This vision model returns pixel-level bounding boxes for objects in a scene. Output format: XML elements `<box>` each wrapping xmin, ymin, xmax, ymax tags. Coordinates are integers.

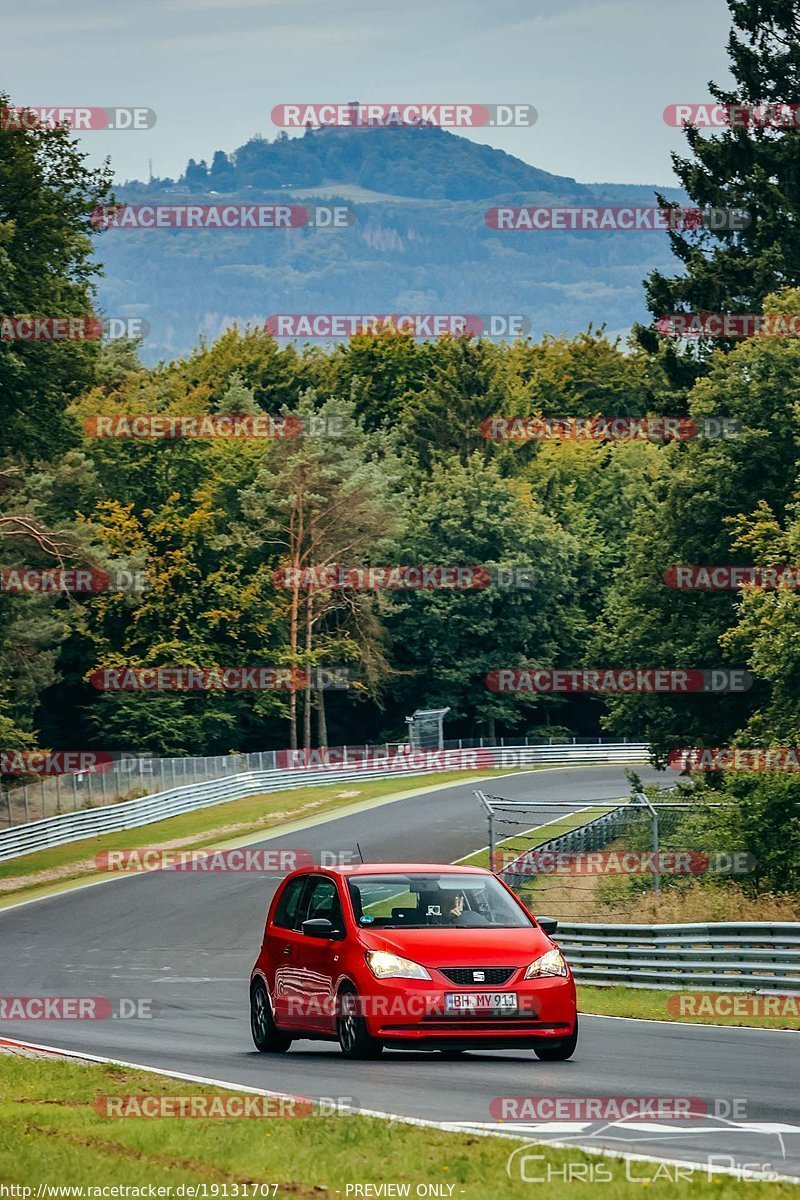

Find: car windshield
<box><xmin>346</xmin><ymin>872</ymin><xmax>532</xmax><ymax>929</ymax></box>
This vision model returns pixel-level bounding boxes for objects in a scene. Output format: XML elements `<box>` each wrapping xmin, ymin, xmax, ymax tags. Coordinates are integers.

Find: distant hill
<box><xmin>97</xmin><ymin>125</ymin><xmax>687</xmax><ymax>361</ymax></box>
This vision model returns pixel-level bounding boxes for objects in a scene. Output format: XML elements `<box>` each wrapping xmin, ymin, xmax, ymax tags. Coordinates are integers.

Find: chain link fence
<box><xmin>475</xmin><ymin>789</ymin><xmax>738</xmax><ymax>921</ymax></box>
<box><xmin>0</xmin><ymin>736</ymin><xmax>636</xmax><ymax>830</ymax></box>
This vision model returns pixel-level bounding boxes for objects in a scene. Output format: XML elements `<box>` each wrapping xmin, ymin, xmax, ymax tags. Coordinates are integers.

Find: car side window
<box><xmin>272</xmin><ymin>875</ymin><xmax>308</xmax><ymax>929</ymax></box>
<box><xmin>303</xmin><ymin>876</ymin><xmax>344</xmax><ymax>931</ymax></box>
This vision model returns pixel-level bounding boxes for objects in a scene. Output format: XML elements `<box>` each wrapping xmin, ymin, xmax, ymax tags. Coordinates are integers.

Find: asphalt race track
<box><xmin>1</xmin><ymin>764</ymin><xmax>798</xmax><ymax>1179</ymax></box>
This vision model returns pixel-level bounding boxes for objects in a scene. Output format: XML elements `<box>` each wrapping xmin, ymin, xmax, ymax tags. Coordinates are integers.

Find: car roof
<box><xmin>327</xmin><ymin>862</ymin><xmax>492</xmax><ymax>876</ymax></box>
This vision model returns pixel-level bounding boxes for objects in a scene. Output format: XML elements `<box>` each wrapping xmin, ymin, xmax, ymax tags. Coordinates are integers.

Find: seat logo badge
<box><xmin>473</xmin><ymin>970</ymin><xmax>485</xmax><ymax>982</ymax></box>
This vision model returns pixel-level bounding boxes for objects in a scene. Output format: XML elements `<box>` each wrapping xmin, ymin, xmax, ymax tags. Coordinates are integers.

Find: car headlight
<box><xmin>365</xmin><ymin>950</ymin><xmax>431</xmax><ymax>980</ymax></box>
<box><xmin>524</xmin><ymin>948</ymin><xmax>568</xmax><ymax>979</ymax></box>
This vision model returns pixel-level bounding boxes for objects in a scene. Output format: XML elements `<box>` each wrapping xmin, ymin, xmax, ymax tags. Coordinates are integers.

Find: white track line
<box><xmin>581</xmin><ymin>1011</ymin><xmax>800</xmax><ymax>1033</ymax></box>
<box><xmin>1</xmin><ymin>1034</ymin><xmax>797</xmax><ymax>1184</ymax></box>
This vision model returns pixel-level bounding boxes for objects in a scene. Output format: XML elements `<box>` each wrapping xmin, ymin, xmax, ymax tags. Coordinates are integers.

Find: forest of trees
<box><xmin>1</xmin><ymin>1</ymin><xmax>800</xmax><ymax>887</ymax></box>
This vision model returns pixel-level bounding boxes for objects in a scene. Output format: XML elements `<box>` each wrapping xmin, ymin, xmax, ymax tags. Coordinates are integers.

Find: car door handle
<box><xmin>282</xmin><ymin>947</ymin><xmax>291</xmax><ymax>956</ymax></box>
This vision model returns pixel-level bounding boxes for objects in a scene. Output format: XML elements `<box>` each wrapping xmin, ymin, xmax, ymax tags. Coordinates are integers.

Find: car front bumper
<box><xmin>357</xmin><ymin>973</ymin><xmax>577</xmax><ymax>1043</ymax></box>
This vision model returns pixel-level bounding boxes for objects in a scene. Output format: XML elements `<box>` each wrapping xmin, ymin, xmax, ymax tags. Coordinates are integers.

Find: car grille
<box><xmin>439</xmin><ymin>967</ymin><xmax>516</xmax><ymax>986</ymax></box>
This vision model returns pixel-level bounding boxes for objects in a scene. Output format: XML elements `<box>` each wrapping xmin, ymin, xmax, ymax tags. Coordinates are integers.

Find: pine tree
<box><xmin>209</xmin><ymin>149</ymin><xmax>235</xmax><ymax>186</ymax></box>
<box><xmin>185</xmin><ymin>158</ymin><xmax>209</xmax><ymax>191</ymax></box>
<box><xmin>638</xmin><ymin>0</ymin><xmax>800</xmax><ymax>376</ymax></box>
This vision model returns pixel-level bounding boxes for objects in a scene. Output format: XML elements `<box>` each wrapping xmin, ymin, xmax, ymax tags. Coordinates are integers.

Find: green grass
<box><xmin>0</xmin><ymin>1053</ymin><xmax>794</xmax><ymax>1194</ymax></box>
<box><xmin>579</xmin><ymin>984</ymin><xmax>800</xmax><ymax>1030</ymax></box>
<box><xmin>0</xmin><ymin>766</ymin><xmax>553</xmax><ymax>906</ymax></box>
<box><xmin>457</xmin><ymin>804</ymin><xmax>615</xmax><ymax>870</ymax></box>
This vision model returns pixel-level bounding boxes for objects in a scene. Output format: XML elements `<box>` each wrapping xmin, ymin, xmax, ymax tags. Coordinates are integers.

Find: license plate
<box><xmin>444</xmin><ymin>992</ymin><xmax>517</xmax><ymax>1012</ymax></box>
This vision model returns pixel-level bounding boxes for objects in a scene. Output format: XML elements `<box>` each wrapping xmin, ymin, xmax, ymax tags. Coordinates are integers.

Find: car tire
<box><xmin>250</xmin><ymin>980</ymin><xmax>292</xmax><ymax>1053</ymax></box>
<box><xmin>336</xmin><ymin>987</ymin><xmax>383</xmax><ymax>1060</ymax></box>
<box><xmin>534</xmin><ymin>1018</ymin><xmax>578</xmax><ymax>1061</ymax></box>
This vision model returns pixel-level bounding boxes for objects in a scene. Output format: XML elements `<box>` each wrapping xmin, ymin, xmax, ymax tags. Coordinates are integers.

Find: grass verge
<box><xmin>578</xmin><ymin>984</ymin><xmax>800</xmax><ymax>1030</ymax></box>
<box><xmin>0</xmin><ymin>1052</ymin><xmax>794</xmax><ymax>1194</ymax></box>
<box><xmin>457</xmin><ymin>804</ymin><xmax>615</xmax><ymax>870</ymax></box>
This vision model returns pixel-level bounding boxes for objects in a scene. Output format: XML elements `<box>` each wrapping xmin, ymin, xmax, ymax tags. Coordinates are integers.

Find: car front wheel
<box><xmin>250</xmin><ymin>980</ymin><xmax>292</xmax><ymax>1053</ymax></box>
<box><xmin>533</xmin><ymin>1018</ymin><xmax>578</xmax><ymax>1061</ymax></box>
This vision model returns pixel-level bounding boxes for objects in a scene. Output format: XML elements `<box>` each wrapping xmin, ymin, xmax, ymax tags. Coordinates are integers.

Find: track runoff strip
<box><xmin>2</xmin><ymin>1035</ymin><xmax>798</xmax><ymax>1185</ymax></box>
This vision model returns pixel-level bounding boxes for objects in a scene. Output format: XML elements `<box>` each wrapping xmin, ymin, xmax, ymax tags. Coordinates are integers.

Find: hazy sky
<box><xmin>3</xmin><ymin>0</ymin><xmax>733</xmax><ymax>187</ymax></box>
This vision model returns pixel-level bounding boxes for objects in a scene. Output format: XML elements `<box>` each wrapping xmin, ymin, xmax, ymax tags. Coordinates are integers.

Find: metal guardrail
<box><xmin>0</xmin><ymin>736</ymin><xmax>646</xmax><ymax>829</ymax></box>
<box><xmin>556</xmin><ymin>922</ymin><xmax>800</xmax><ymax>992</ymax></box>
<box><xmin>0</xmin><ymin>742</ymin><xmax>649</xmax><ymax>863</ymax></box>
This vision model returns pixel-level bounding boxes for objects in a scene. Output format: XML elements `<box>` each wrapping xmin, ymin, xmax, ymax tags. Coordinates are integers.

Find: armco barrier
<box><xmin>0</xmin><ymin>735</ymin><xmax>644</xmax><ymax>827</ymax></box>
<box><xmin>0</xmin><ymin>742</ymin><xmax>648</xmax><ymax>863</ymax></box>
<box><xmin>556</xmin><ymin>921</ymin><xmax>800</xmax><ymax>992</ymax></box>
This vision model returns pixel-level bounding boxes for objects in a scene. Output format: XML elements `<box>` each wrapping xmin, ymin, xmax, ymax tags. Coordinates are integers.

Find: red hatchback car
<box><xmin>249</xmin><ymin>863</ymin><xmax>578</xmax><ymax>1059</ymax></box>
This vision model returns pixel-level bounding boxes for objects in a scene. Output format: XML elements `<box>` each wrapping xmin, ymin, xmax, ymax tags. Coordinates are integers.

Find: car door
<box><xmin>266</xmin><ymin>873</ymin><xmax>312</xmax><ymax>1029</ymax></box>
<box><xmin>294</xmin><ymin>874</ymin><xmax>346</xmax><ymax>1033</ymax></box>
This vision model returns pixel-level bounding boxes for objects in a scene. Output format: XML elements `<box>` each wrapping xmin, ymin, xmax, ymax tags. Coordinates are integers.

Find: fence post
<box><xmin>474</xmin><ymin>791</ymin><xmax>494</xmax><ymax>870</ymax></box>
<box><xmin>5</xmin><ymin>789</ymin><xmax>11</xmax><ymax>826</ymax></box>
<box><xmin>72</xmin><ymin>773</ymin><xmax>79</xmax><ymax>810</ymax></box>
<box><xmin>652</xmin><ymin>807</ymin><xmax>660</xmax><ymax>896</ymax></box>
<box><xmin>55</xmin><ymin>772</ymin><xmax>61</xmax><ymax>814</ymax></box>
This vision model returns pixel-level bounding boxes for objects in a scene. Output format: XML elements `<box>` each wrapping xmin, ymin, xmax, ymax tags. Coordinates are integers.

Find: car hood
<box><xmin>358</xmin><ymin>925</ymin><xmax>554</xmax><ymax>967</ymax></box>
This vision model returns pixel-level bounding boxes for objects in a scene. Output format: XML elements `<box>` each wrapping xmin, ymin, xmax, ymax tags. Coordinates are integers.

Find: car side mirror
<box><xmin>537</xmin><ymin>916</ymin><xmax>558</xmax><ymax>936</ymax></box>
<box><xmin>302</xmin><ymin>917</ymin><xmax>343</xmax><ymax>939</ymax></box>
